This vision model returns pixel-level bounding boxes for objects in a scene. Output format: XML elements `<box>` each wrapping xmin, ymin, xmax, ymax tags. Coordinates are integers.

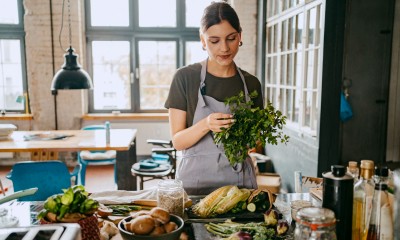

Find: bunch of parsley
<box><xmin>214</xmin><ymin>91</ymin><xmax>289</xmax><ymax>166</ymax></box>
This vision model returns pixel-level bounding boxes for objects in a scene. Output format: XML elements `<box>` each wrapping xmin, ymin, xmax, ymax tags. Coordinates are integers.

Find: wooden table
<box><xmin>0</xmin><ymin>129</ymin><xmax>138</xmax><ymax>191</ymax></box>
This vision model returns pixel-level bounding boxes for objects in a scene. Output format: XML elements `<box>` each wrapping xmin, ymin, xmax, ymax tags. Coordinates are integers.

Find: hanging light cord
<box><xmin>58</xmin><ymin>0</ymin><xmax>72</xmax><ymax>51</ymax></box>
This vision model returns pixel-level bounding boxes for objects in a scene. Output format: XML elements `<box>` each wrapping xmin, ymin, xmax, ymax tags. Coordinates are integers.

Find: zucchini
<box><xmin>247</xmin><ymin>203</ymin><xmax>256</xmax><ymax>212</ymax></box>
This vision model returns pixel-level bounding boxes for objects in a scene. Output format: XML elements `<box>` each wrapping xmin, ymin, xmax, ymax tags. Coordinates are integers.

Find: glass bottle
<box><xmin>366</xmin><ymin>182</ymin><xmax>389</xmax><ymax>240</ymax></box>
<box><xmin>105</xmin><ymin>121</ymin><xmax>110</xmax><ymax>144</ymax></box>
<box><xmin>294</xmin><ymin>207</ymin><xmax>337</xmax><ymax>240</ymax></box>
<box><xmin>348</xmin><ymin>161</ymin><xmax>360</xmax><ymax>183</ymax></box>
<box><xmin>393</xmin><ymin>170</ymin><xmax>400</xmax><ymax>240</ymax></box>
<box><xmin>352</xmin><ymin>160</ymin><xmax>375</xmax><ymax>240</ymax></box>
<box><xmin>157</xmin><ymin>179</ymin><xmax>184</xmax><ymax>218</ymax></box>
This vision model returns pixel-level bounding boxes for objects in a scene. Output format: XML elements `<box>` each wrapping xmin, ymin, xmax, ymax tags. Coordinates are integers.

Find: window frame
<box><xmin>0</xmin><ymin>0</ymin><xmax>28</xmax><ymax>113</ymax></box>
<box><xmin>85</xmin><ymin>0</ymin><xmax>205</xmax><ymax>113</ymax></box>
<box><xmin>264</xmin><ymin>0</ymin><xmax>325</xmax><ymax>138</ymax></box>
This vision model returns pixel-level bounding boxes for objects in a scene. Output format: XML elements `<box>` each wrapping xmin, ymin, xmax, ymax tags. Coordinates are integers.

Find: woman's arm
<box><xmin>169</xmin><ymin>108</ymin><xmax>234</xmax><ymax>150</ymax></box>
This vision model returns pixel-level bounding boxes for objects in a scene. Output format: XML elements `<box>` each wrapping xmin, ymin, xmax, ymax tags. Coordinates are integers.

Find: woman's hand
<box><xmin>206</xmin><ymin>113</ymin><xmax>235</xmax><ymax>132</ymax></box>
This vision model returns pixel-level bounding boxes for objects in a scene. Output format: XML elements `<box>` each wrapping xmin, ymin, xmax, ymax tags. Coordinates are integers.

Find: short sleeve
<box><xmin>164</xmin><ymin>70</ymin><xmax>187</xmax><ymax>111</ymax></box>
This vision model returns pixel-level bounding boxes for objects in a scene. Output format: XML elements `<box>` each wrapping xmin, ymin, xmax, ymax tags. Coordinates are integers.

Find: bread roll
<box><xmin>130</xmin><ymin>215</ymin><xmax>155</xmax><ymax>235</ymax></box>
<box><xmin>149</xmin><ymin>207</ymin><xmax>170</xmax><ymax>224</ymax></box>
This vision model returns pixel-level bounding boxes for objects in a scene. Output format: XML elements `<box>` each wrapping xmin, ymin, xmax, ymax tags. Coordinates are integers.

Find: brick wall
<box><xmin>232</xmin><ymin>0</ymin><xmax>258</xmax><ymax>75</ymax></box>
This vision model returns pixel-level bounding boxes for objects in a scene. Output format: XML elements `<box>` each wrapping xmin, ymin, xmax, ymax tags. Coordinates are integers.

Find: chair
<box><xmin>131</xmin><ymin>139</ymin><xmax>176</xmax><ymax>190</ymax></box>
<box><xmin>6</xmin><ymin>161</ymin><xmax>81</xmax><ymax>201</ymax></box>
<box><xmin>78</xmin><ymin>124</ymin><xmax>117</xmax><ymax>185</ymax></box>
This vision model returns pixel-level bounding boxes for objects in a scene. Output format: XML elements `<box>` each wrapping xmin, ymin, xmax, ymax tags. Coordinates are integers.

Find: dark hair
<box><xmin>200</xmin><ymin>1</ymin><xmax>242</xmax><ymax>34</ymax></box>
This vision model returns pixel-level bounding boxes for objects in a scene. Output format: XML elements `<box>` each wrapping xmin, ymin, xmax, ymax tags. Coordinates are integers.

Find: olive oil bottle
<box><xmin>352</xmin><ymin>160</ymin><xmax>375</xmax><ymax>240</ymax></box>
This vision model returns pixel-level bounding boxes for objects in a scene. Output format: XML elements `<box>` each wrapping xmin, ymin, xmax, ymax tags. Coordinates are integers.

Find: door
<box><xmin>340</xmin><ymin>0</ymin><xmax>395</xmax><ymax>165</ymax></box>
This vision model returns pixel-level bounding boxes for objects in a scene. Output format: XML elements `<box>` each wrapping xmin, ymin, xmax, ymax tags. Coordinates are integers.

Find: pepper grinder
<box><xmin>322</xmin><ymin>165</ymin><xmax>354</xmax><ymax>240</ymax></box>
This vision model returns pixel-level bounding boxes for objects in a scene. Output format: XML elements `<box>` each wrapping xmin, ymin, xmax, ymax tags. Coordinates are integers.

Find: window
<box><xmin>86</xmin><ymin>0</ymin><xmax>210</xmax><ymax>113</ymax></box>
<box><xmin>264</xmin><ymin>0</ymin><xmax>325</xmax><ymax>136</ymax></box>
<box><xmin>0</xmin><ymin>0</ymin><xmax>27</xmax><ymax>114</ymax></box>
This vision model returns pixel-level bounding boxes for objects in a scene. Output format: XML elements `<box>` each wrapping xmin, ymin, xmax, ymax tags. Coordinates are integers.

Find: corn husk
<box><xmin>213</xmin><ymin>186</ymin><xmax>250</xmax><ymax>215</ymax></box>
<box><xmin>192</xmin><ymin>186</ymin><xmax>252</xmax><ymax>218</ymax></box>
<box><xmin>192</xmin><ymin>185</ymin><xmax>233</xmax><ymax>218</ymax></box>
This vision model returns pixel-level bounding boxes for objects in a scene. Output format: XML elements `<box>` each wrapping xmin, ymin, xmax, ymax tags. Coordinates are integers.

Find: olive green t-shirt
<box><xmin>164</xmin><ymin>62</ymin><xmax>264</xmax><ymax>127</ymax></box>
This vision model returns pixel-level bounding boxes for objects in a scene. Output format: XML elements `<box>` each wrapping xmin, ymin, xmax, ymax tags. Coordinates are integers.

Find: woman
<box><xmin>164</xmin><ymin>2</ymin><xmax>263</xmax><ymax>195</ymax></box>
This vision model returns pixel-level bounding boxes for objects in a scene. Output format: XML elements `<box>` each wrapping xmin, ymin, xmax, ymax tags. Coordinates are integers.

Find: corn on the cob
<box><xmin>213</xmin><ymin>186</ymin><xmax>251</xmax><ymax>215</ymax></box>
<box><xmin>192</xmin><ymin>185</ymin><xmax>233</xmax><ymax>218</ymax></box>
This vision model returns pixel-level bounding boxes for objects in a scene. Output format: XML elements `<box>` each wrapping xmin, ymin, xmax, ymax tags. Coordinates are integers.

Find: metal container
<box><xmin>322</xmin><ymin>165</ymin><xmax>353</xmax><ymax>240</ymax></box>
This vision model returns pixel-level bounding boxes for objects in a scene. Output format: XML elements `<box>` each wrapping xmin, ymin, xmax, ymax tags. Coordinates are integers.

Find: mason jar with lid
<box><xmin>294</xmin><ymin>207</ymin><xmax>337</xmax><ymax>240</ymax></box>
<box><xmin>157</xmin><ymin>179</ymin><xmax>184</xmax><ymax>218</ymax></box>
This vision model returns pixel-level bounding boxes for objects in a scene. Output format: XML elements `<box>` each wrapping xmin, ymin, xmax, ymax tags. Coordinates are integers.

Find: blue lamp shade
<box><xmin>51</xmin><ymin>47</ymin><xmax>93</xmax><ymax>90</ymax></box>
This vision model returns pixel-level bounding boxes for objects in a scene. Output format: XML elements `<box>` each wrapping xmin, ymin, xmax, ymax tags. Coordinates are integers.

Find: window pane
<box><xmin>0</xmin><ymin>40</ymin><xmax>24</xmax><ymax>110</ymax></box>
<box><xmin>287</xmin><ymin>53</ymin><xmax>294</xmax><ymax>85</ymax></box>
<box><xmin>267</xmin><ymin>0</ymin><xmax>273</xmax><ymax>18</ymax></box>
<box><xmin>282</xmin><ymin>20</ymin><xmax>287</xmax><ymax>52</ymax></box>
<box><xmin>139</xmin><ymin>0</ymin><xmax>176</xmax><ymax>27</ymax></box>
<box><xmin>295</xmin><ymin>52</ymin><xmax>302</xmax><ymax>87</ymax></box>
<box><xmin>306</xmin><ymin>50</ymin><xmax>314</xmax><ymax>89</ymax></box>
<box><xmin>317</xmin><ymin>5</ymin><xmax>322</xmax><ymax>46</ymax></box>
<box><xmin>90</xmin><ymin>0</ymin><xmax>129</xmax><ymax>27</ymax></box>
<box><xmin>186</xmin><ymin>0</ymin><xmax>213</xmax><ymax>27</ymax></box>
<box><xmin>272</xmin><ymin>56</ymin><xmax>277</xmax><ymax>84</ymax></box>
<box><xmin>280</xmin><ymin>54</ymin><xmax>286</xmax><ymax>85</ymax></box>
<box><xmin>296</xmin><ymin>13</ymin><xmax>304</xmax><ymax>49</ymax></box>
<box><xmin>185</xmin><ymin>41</ymin><xmax>208</xmax><ymax>65</ymax></box>
<box><xmin>273</xmin><ymin>24</ymin><xmax>278</xmax><ymax>53</ymax></box>
<box><xmin>293</xmin><ymin>89</ymin><xmax>299</xmax><ymax>122</ymax></box>
<box><xmin>305</xmin><ymin>91</ymin><xmax>311</xmax><ymax>127</ymax></box>
<box><xmin>312</xmin><ymin>91</ymin><xmax>318</xmax><ymax>130</ymax></box>
<box><xmin>308</xmin><ymin>7</ymin><xmax>317</xmax><ymax>47</ymax></box>
<box><xmin>267</xmin><ymin>26</ymin><xmax>273</xmax><ymax>54</ymax></box>
<box><xmin>0</xmin><ymin>1</ymin><xmax>19</xmax><ymax>24</ymax></box>
<box><xmin>92</xmin><ymin>41</ymin><xmax>131</xmax><ymax>110</ymax></box>
<box><xmin>138</xmin><ymin>41</ymin><xmax>176</xmax><ymax>110</ymax></box>
<box><xmin>286</xmin><ymin>89</ymin><xmax>293</xmax><ymax>121</ymax></box>
<box><xmin>266</xmin><ymin>57</ymin><xmax>272</xmax><ymax>84</ymax></box>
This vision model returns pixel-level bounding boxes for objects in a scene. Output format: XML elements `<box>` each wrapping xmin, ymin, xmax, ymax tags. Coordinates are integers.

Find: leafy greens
<box><xmin>214</xmin><ymin>91</ymin><xmax>289</xmax><ymax>166</ymax></box>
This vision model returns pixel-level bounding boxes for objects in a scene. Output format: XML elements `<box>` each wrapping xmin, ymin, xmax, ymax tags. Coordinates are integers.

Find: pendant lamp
<box><xmin>50</xmin><ymin>0</ymin><xmax>93</xmax><ymax>90</ymax></box>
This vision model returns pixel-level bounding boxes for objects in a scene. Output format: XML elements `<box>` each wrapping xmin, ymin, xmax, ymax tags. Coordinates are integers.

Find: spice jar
<box><xmin>157</xmin><ymin>179</ymin><xmax>184</xmax><ymax>218</ymax></box>
<box><xmin>294</xmin><ymin>207</ymin><xmax>337</xmax><ymax>240</ymax></box>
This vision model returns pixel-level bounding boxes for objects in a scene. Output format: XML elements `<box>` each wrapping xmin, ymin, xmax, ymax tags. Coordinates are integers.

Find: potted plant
<box><xmin>37</xmin><ymin>185</ymin><xmax>100</xmax><ymax>240</ymax></box>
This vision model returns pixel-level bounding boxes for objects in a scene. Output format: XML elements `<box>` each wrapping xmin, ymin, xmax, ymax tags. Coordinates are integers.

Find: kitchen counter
<box><xmin>2</xmin><ymin>192</ymin><xmax>321</xmax><ymax>239</ymax></box>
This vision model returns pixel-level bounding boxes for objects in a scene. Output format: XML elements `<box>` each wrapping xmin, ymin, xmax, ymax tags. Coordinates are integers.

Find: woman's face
<box><xmin>201</xmin><ymin>20</ymin><xmax>241</xmax><ymax>67</ymax></box>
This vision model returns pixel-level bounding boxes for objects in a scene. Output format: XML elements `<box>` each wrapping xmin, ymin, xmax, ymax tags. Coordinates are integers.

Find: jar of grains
<box><xmin>157</xmin><ymin>179</ymin><xmax>184</xmax><ymax>218</ymax></box>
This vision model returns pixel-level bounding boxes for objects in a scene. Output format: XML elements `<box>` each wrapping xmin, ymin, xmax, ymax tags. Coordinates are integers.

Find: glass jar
<box><xmin>157</xmin><ymin>179</ymin><xmax>184</xmax><ymax>218</ymax></box>
<box><xmin>294</xmin><ymin>207</ymin><xmax>337</xmax><ymax>240</ymax></box>
<box><xmin>291</xmin><ymin>200</ymin><xmax>312</xmax><ymax>221</ymax></box>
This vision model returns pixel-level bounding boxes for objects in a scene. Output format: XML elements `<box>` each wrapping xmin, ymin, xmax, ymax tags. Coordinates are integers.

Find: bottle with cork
<box><xmin>352</xmin><ymin>159</ymin><xmax>375</xmax><ymax>240</ymax></box>
<box><xmin>348</xmin><ymin>161</ymin><xmax>360</xmax><ymax>184</ymax></box>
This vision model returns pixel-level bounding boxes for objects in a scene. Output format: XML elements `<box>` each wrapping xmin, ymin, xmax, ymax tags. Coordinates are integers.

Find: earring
<box><xmin>202</xmin><ymin>46</ymin><xmax>206</xmax><ymax>51</ymax></box>
<box><xmin>239</xmin><ymin>41</ymin><xmax>243</xmax><ymax>47</ymax></box>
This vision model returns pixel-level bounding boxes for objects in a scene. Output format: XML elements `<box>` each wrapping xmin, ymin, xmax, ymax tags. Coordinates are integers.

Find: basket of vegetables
<box><xmin>37</xmin><ymin>185</ymin><xmax>100</xmax><ymax>240</ymax></box>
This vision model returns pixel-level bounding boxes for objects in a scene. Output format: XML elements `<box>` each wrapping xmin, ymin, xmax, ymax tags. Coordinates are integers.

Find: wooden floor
<box><xmin>0</xmin><ymin>164</ymin><xmax>159</xmax><ymax>194</ymax></box>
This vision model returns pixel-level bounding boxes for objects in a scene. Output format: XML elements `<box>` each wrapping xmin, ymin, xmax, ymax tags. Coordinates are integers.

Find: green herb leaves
<box><xmin>214</xmin><ymin>91</ymin><xmax>289</xmax><ymax>166</ymax></box>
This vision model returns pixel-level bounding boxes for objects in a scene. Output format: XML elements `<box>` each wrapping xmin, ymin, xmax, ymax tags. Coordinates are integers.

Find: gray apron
<box><xmin>176</xmin><ymin>60</ymin><xmax>258</xmax><ymax>195</ymax></box>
